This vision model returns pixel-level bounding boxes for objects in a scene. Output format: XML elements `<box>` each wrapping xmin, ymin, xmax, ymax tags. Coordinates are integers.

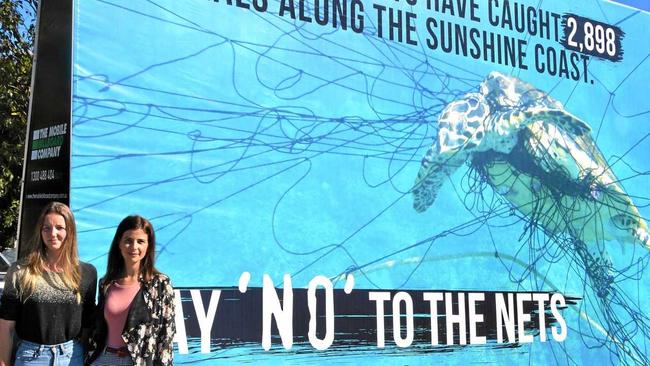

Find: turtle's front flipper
<box><xmin>413</xmin><ymin>141</ymin><xmax>467</xmax><ymax>212</ymax></box>
<box><xmin>494</xmin><ymin>106</ymin><xmax>591</xmax><ymax>139</ymax></box>
<box><xmin>413</xmin><ymin>94</ymin><xmax>487</xmax><ymax>212</ymax></box>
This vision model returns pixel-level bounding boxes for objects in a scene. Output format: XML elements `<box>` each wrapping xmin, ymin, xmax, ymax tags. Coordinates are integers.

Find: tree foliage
<box><xmin>0</xmin><ymin>0</ymin><xmax>37</xmax><ymax>250</ymax></box>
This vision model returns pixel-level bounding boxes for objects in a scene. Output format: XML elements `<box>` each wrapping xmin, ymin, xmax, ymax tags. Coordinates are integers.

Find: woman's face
<box><xmin>119</xmin><ymin>229</ymin><xmax>149</xmax><ymax>267</ymax></box>
<box><xmin>41</xmin><ymin>213</ymin><xmax>67</xmax><ymax>254</ymax></box>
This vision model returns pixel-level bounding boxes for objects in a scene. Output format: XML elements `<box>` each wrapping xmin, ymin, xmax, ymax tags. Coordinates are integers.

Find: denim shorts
<box><xmin>14</xmin><ymin>339</ymin><xmax>84</xmax><ymax>366</ymax></box>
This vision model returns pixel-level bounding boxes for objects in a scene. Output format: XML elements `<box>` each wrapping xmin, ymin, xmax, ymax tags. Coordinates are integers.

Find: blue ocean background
<box><xmin>70</xmin><ymin>0</ymin><xmax>649</xmax><ymax>364</ymax></box>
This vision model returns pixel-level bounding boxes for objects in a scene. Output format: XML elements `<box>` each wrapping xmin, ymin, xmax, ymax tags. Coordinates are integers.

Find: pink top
<box><xmin>104</xmin><ymin>282</ymin><xmax>141</xmax><ymax>348</ymax></box>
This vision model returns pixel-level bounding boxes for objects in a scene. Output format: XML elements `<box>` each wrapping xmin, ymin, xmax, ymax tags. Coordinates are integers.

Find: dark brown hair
<box><xmin>102</xmin><ymin>215</ymin><xmax>160</xmax><ymax>294</ymax></box>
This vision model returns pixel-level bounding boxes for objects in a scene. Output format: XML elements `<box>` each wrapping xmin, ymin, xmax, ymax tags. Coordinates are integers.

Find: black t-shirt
<box><xmin>0</xmin><ymin>261</ymin><xmax>97</xmax><ymax>345</ymax></box>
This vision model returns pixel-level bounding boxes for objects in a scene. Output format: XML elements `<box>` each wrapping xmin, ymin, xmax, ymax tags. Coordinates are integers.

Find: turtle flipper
<box><xmin>412</xmin><ymin>141</ymin><xmax>467</xmax><ymax>212</ymax></box>
<box><xmin>516</xmin><ymin>107</ymin><xmax>591</xmax><ymax>136</ymax></box>
<box><xmin>413</xmin><ymin>93</ymin><xmax>489</xmax><ymax>212</ymax></box>
<box><xmin>634</xmin><ymin>227</ymin><xmax>650</xmax><ymax>250</ymax></box>
<box><xmin>610</xmin><ymin>211</ymin><xmax>650</xmax><ymax>250</ymax></box>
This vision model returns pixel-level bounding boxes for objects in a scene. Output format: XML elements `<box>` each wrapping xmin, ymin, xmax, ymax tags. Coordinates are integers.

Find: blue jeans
<box><xmin>14</xmin><ymin>339</ymin><xmax>84</xmax><ymax>366</ymax></box>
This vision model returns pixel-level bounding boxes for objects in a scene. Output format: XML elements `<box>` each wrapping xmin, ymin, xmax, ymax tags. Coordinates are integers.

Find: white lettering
<box><xmin>445</xmin><ymin>292</ymin><xmax>466</xmax><ymax>345</ymax></box>
<box><xmin>262</xmin><ymin>274</ymin><xmax>293</xmax><ymax>350</ymax></box>
<box><xmin>517</xmin><ymin>293</ymin><xmax>534</xmax><ymax>343</ymax></box>
<box><xmin>496</xmin><ymin>293</ymin><xmax>516</xmax><ymax>343</ymax></box>
<box><xmin>392</xmin><ymin>292</ymin><xmax>414</xmax><ymax>347</ymax></box>
<box><xmin>191</xmin><ymin>289</ymin><xmax>221</xmax><ymax>353</ymax></box>
<box><xmin>368</xmin><ymin>291</ymin><xmax>391</xmax><ymax>348</ymax></box>
<box><xmin>307</xmin><ymin>276</ymin><xmax>334</xmax><ymax>350</ymax></box>
<box><xmin>550</xmin><ymin>293</ymin><xmax>567</xmax><ymax>342</ymax></box>
<box><xmin>532</xmin><ymin>293</ymin><xmax>550</xmax><ymax>342</ymax></box>
<box><xmin>172</xmin><ymin>290</ymin><xmax>189</xmax><ymax>354</ymax></box>
<box><xmin>423</xmin><ymin>292</ymin><xmax>443</xmax><ymax>345</ymax></box>
<box><xmin>468</xmin><ymin>292</ymin><xmax>486</xmax><ymax>344</ymax></box>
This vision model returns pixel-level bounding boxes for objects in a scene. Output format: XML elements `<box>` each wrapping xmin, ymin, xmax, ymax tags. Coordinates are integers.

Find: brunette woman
<box><xmin>87</xmin><ymin>215</ymin><xmax>175</xmax><ymax>366</ymax></box>
<box><xmin>0</xmin><ymin>202</ymin><xmax>97</xmax><ymax>366</ymax></box>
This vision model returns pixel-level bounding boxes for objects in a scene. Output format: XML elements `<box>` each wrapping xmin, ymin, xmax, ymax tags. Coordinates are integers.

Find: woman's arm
<box><xmin>155</xmin><ymin>278</ymin><xmax>176</xmax><ymax>366</ymax></box>
<box><xmin>0</xmin><ymin>265</ymin><xmax>20</xmax><ymax>365</ymax></box>
<box><xmin>0</xmin><ymin>319</ymin><xmax>16</xmax><ymax>366</ymax></box>
<box><xmin>81</xmin><ymin>264</ymin><xmax>98</xmax><ymax>348</ymax></box>
<box><xmin>85</xmin><ymin>277</ymin><xmax>106</xmax><ymax>365</ymax></box>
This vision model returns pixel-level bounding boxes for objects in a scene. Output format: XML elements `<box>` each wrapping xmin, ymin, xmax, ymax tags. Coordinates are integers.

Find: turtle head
<box><xmin>609</xmin><ymin>213</ymin><xmax>650</xmax><ymax>250</ymax></box>
<box><xmin>480</xmin><ymin>71</ymin><xmax>563</xmax><ymax>110</ymax></box>
<box><xmin>480</xmin><ymin>72</ymin><xmax>518</xmax><ymax>108</ymax></box>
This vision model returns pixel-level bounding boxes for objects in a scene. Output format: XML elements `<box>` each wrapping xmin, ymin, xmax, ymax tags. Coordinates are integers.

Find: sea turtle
<box><xmin>413</xmin><ymin>71</ymin><xmax>650</xmax><ymax>249</ymax></box>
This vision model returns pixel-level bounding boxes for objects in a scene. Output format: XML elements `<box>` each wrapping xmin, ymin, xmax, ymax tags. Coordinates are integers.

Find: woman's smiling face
<box><xmin>119</xmin><ymin>228</ymin><xmax>149</xmax><ymax>266</ymax></box>
<box><xmin>41</xmin><ymin>213</ymin><xmax>67</xmax><ymax>254</ymax></box>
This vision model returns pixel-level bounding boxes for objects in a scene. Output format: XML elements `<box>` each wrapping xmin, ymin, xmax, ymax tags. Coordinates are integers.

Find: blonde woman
<box><xmin>0</xmin><ymin>202</ymin><xmax>97</xmax><ymax>366</ymax></box>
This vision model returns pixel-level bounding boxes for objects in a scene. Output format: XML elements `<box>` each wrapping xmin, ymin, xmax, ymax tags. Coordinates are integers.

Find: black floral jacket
<box><xmin>86</xmin><ymin>274</ymin><xmax>176</xmax><ymax>366</ymax></box>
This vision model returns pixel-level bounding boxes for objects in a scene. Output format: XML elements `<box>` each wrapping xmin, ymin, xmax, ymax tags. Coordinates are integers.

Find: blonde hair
<box><xmin>15</xmin><ymin>202</ymin><xmax>82</xmax><ymax>303</ymax></box>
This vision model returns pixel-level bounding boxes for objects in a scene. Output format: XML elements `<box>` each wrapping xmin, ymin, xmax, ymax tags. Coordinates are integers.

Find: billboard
<box><xmin>21</xmin><ymin>0</ymin><xmax>650</xmax><ymax>364</ymax></box>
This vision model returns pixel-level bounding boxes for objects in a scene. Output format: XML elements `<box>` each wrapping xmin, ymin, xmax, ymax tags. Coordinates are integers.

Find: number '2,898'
<box><xmin>562</xmin><ymin>15</ymin><xmax>623</xmax><ymax>62</ymax></box>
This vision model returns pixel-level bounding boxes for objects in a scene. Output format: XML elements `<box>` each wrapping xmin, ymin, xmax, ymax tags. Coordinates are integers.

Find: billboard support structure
<box><xmin>16</xmin><ymin>0</ymin><xmax>74</xmax><ymax>258</ymax></box>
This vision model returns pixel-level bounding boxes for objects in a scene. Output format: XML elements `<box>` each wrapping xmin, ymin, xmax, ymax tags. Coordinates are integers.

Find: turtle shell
<box><xmin>474</xmin><ymin>120</ymin><xmax>646</xmax><ymax>245</ymax></box>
